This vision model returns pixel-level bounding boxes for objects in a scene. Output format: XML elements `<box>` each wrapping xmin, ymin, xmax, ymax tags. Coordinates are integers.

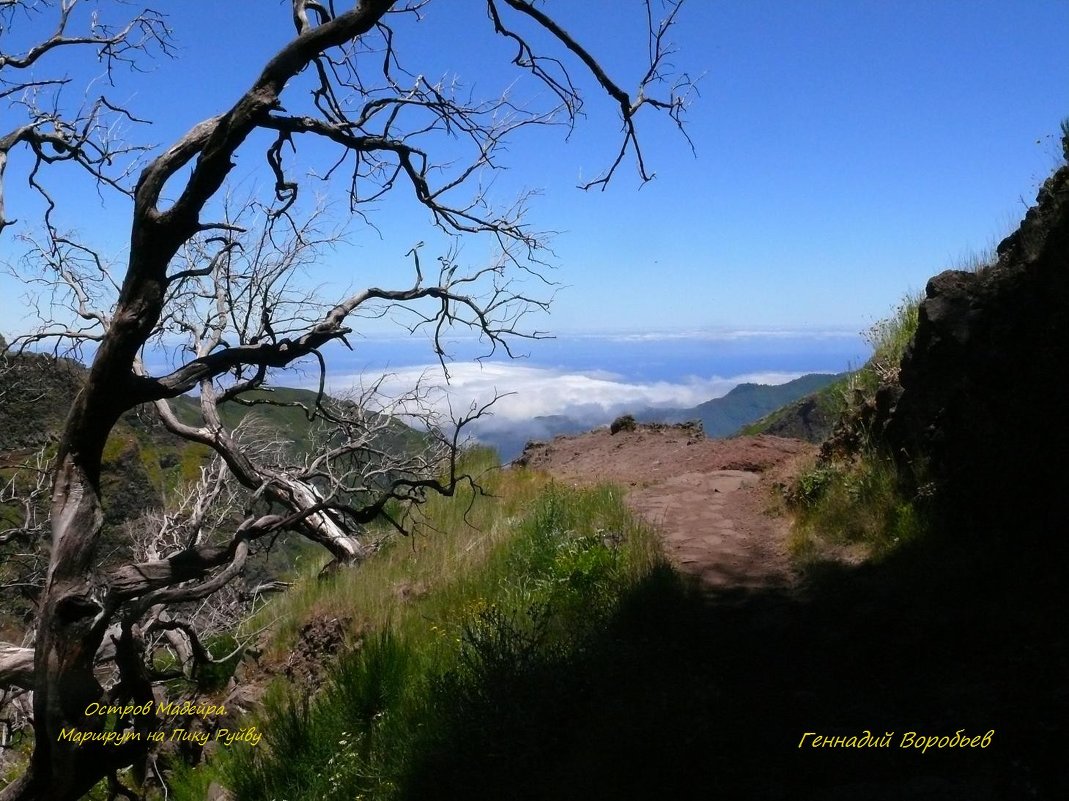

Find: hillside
<box><xmin>5</xmin><ymin>148</ymin><xmax>1068</xmax><ymax>801</ymax></box>
<box><xmin>515</xmin><ymin>419</ymin><xmax>1066</xmax><ymax>799</ymax></box>
<box><xmin>0</xmin><ymin>349</ymin><xmax>86</xmax><ymax>453</ymax></box>
<box><xmin>185</xmin><ymin>346</ymin><xmax>1067</xmax><ymax>801</ymax></box>
<box><xmin>738</xmin><ymin>374</ymin><xmax>850</xmax><ymax>442</ymax></box>
<box><xmin>638</xmin><ymin>372</ymin><xmax>843</xmax><ymax>436</ymax></box>
<box><xmin>497</xmin><ymin>149</ymin><xmax>1069</xmax><ymax>798</ymax></box>
<box><xmin>1</xmin><ymin>353</ymin><xmax>419</xmax><ymax>501</ymax></box>
<box><xmin>155</xmin><ymin>450</ymin><xmax>670</xmax><ymax>801</ymax></box>
<box><xmin>0</xmin><ymin>355</ymin><xmax>423</xmax><ymax>634</ymax></box>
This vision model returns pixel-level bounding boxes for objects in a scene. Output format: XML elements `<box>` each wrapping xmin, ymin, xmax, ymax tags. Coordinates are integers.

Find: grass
<box><xmin>783</xmin><ymin>291</ymin><xmax>928</xmax><ymax>567</ymax></box>
<box><xmin>786</xmin><ymin>451</ymin><xmax>926</xmax><ymax>564</ymax></box>
<box><xmin>952</xmin><ymin>245</ymin><xmax>998</xmax><ymax>275</ymax></box>
<box><xmin>170</xmin><ymin>451</ymin><xmax>665</xmax><ymax>801</ymax></box>
<box><xmin>848</xmin><ymin>289</ymin><xmax>922</xmax><ymax>396</ymax></box>
<box><xmin>246</xmin><ymin>446</ymin><xmax>552</xmax><ymax>657</ymax></box>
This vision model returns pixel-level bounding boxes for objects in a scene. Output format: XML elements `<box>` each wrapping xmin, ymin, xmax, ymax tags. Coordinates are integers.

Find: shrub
<box><xmin>789</xmin><ymin>465</ymin><xmax>836</xmax><ymax>507</ymax></box>
<box><xmin>784</xmin><ymin>292</ymin><xmax>931</xmax><ymax>564</ymax></box>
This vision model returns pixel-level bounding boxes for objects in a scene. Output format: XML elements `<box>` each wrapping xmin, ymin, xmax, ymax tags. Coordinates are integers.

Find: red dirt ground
<box><xmin>517</xmin><ymin>426</ymin><xmax>816</xmax><ymax>593</ymax></box>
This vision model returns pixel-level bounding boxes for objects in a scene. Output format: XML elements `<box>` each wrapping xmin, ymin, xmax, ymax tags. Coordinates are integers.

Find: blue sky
<box><xmin>2</xmin><ymin>1</ymin><xmax>1066</xmax><ymax>336</ymax></box>
<box><xmin>537</xmin><ymin>0</ymin><xmax>1069</xmax><ymax>332</ymax></box>
<box><xmin>1</xmin><ymin>1</ymin><xmax>1067</xmax><ymax>420</ymax></box>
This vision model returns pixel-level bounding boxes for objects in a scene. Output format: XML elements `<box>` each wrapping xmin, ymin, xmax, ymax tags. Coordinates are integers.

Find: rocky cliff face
<box><xmin>885</xmin><ymin>161</ymin><xmax>1069</xmax><ymax>536</ymax></box>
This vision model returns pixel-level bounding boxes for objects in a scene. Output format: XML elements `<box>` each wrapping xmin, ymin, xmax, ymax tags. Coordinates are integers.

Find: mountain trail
<box><xmin>516</xmin><ymin>426</ymin><xmax>815</xmax><ymax>595</ymax></box>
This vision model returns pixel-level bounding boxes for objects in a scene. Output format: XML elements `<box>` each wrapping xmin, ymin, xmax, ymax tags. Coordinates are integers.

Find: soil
<box><xmin>514</xmin><ymin>424</ymin><xmax>1069</xmax><ymax>798</ymax></box>
<box><xmin>516</xmin><ymin>426</ymin><xmax>815</xmax><ymax>594</ymax></box>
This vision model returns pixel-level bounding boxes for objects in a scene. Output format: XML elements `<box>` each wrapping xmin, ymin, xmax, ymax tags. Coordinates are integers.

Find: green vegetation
<box><xmin>849</xmin><ymin>289</ymin><xmax>922</xmax><ymax>396</ymax></box>
<box><xmin>952</xmin><ymin>246</ymin><xmax>998</xmax><ymax>275</ymax></box>
<box><xmin>172</xmin><ymin>450</ymin><xmax>665</xmax><ymax>800</ymax></box>
<box><xmin>787</xmin><ymin>452</ymin><xmax>925</xmax><ymax>562</ymax></box>
<box><xmin>742</xmin><ymin>297</ymin><xmax>921</xmax><ymax>444</ymax></box>
<box><xmin>248</xmin><ymin>447</ymin><xmax>545</xmax><ymax>655</ymax></box>
<box><xmin>783</xmin><ymin>292</ymin><xmax>927</xmax><ymax>566</ymax></box>
<box><xmin>737</xmin><ymin>373</ymin><xmax>850</xmax><ymax>440</ymax></box>
<box><xmin>650</xmin><ymin>372</ymin><xmax>842</xmax><ymax>437</ymax></box>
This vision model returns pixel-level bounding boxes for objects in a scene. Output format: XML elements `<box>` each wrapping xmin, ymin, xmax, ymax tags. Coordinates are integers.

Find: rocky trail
<box><xmin>516</xmin><ymin>425</ymin><xmax>815</xmax><ymax>595</ymax></box>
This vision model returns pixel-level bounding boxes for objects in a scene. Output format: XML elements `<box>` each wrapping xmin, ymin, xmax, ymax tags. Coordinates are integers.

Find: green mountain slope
<box><xmin>0</xmin><ymin>350</ymin><xmax>85</xmax><ymax>453</ymax></box>
<box><xmin>738</xmin><ymin>374</ymin><xmax>852</xmax><ymax>442</ymax></box>
<box><xmin>640</xmin><ymin>372</ymin><xmax>844</xmax><ymax>437</ymax></box>
<box><xmin>1</xmin><ymin>352</ymin><xmax>423</xmax><ymax>575</ymax></box>
<box><xmin>2</xmin><ymin>354</ymin><xmax>420</xmax><ymax>495</ymax></box>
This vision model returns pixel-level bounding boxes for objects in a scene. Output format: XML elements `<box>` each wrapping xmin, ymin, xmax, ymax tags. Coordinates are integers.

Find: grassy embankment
<box><xmin>170</xmin><ymin>447</ymin><xmax>671</xmax><ymax>800</ymax></box>
<box><xmin>783</xmin><ymin>250</ymin><xmax>998</xmax><ymax>566</ymax></box>
<box><xmin>785</xmin><ymin>291</ymin><xmax>924</xmax><ymax>563</ymax></box>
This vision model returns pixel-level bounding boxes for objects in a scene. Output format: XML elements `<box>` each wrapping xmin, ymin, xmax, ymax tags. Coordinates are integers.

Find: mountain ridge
<box><xmin>636</xmin><ymin>372</ymin><xmax>843</xmax><ymax>436</ymax></box>
<box><xmin>469</xmin><ymin>372</ymin><xmax>843</xmax><ymax>461</ymax></box>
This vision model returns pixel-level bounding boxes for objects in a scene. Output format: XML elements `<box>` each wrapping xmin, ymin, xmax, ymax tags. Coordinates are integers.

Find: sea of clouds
<box><xmin>306</xmin><ymin>329</ymin><xmax>868</xmax><ymax>457</ymax></box>
<box><xmin>329</xmin><ymin>361</ymin><xmax>811</xmax><ymax>425</ymax></box>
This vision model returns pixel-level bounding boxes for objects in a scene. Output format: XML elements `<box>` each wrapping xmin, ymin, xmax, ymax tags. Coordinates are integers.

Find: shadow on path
<box><xmin>402</xmin><ymin>528</ymin><xmax>1068</xmax><ymax>800</ymax></box>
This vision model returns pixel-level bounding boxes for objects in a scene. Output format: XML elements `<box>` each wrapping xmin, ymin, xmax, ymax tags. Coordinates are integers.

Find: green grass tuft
<box><xmin>172</xmin><ymin>461</ymin><xmax>664</xmax><ymax>801</ymax></box>
<box><xmin>783</xmin><ymin>291</ymin><xmax>931</xmax><ymax>566</ymax></box>
<box><xmin>787</xmin><ymin>452</ymin><xmax>926</xmax><ymax>564</ymax></box>
<box><xmin>849</xmin><ymin>289</ymin><xmax>922</xmax><ymax>396</ymax></box>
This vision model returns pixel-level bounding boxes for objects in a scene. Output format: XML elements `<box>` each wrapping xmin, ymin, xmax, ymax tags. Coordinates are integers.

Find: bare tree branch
<box><xmin>0</xmin><ymin>643</ymin><xmax>34</xmax><ymax>690</ymax></box>
<box><xmin>0</xmin><ymin>1</ymin><xmax>172</xmax><ymax>234</ymax></box>
<box><xmin>0</xmin><ymin>3</ymin><xmax>690</xmax><ymax>797</ymax></box>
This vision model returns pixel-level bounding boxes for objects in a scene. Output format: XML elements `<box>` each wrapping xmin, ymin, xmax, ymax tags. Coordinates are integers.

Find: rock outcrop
<box><xmin>885</xmin><ymin>161</ymin><xmax>1069</xmax><ymax>536</ymax></box>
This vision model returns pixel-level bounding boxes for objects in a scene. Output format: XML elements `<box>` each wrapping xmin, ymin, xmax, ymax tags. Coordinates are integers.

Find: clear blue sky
<box><xmin>1</xmin><ymin>0</ymin><xmax>1067</xmax><ymax>338</ymax></box>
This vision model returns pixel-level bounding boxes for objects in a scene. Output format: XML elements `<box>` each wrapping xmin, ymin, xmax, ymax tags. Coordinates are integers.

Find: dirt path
<box><xmin>517</xmin><ymin>426</ymin><xmax>815</xmax><ymax>594</ymax></box>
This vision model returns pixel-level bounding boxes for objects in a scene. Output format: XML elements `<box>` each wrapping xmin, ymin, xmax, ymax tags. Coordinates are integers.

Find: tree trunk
<box><xmin>3</xmin><ymin>405</ymin><xmax>143</xmax><ymax>799</ymax></box>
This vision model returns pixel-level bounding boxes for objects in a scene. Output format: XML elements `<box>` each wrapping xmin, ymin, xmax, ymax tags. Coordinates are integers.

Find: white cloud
<box><xmin>322</xmin><ymin>361</ymin><xmax>808</xmax><ymax>424</ymax></box>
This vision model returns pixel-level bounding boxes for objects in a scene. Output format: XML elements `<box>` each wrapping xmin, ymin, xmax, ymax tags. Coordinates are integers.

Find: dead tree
<box><xmin>0</xmin><ymin>1</ymin><xmax>689</xmax><ymax>798</ymax></box>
